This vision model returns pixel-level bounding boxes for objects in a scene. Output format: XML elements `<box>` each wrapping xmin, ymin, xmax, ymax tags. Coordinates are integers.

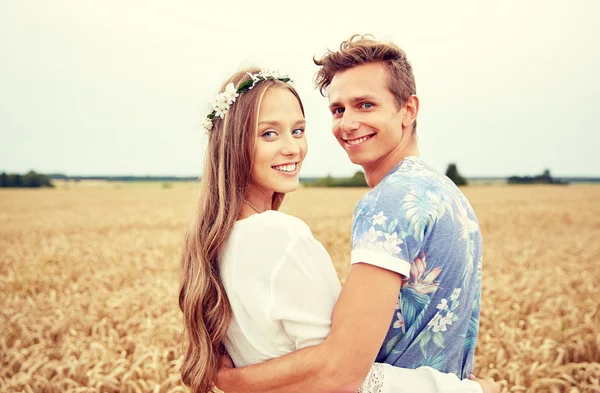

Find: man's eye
<box><xmin>333</xmin><ymin>108</ymin><xmax>344</xmax><ymax>115</ymax></box>
<box><xmin>362</xmin><ymin>102</ymin><xmax>373</xmax><ymax>109</ymax></box>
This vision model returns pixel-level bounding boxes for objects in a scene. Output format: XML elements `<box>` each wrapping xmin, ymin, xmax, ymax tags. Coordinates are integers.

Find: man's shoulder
<box><xmin>387</xmin><ymin>157</ymin><xmax>468</xmax><ymax>199</ymax></box>
<box><xmin>352</xmin><ymin>157</ymin><xmax>476</xmax><ymax>233</ymax></box>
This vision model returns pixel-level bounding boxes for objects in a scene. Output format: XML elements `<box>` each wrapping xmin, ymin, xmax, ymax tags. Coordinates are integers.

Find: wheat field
<box><xmin>1</xmin><ymin>184</ymin><xmax>599</xmax><ymax>393</ymax></box>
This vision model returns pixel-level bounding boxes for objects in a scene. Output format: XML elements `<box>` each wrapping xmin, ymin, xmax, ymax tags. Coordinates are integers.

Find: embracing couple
<box><xmin>179</xmin><ymin>35</ymin><xmax>500</xmax><ymax>393</ymax></box>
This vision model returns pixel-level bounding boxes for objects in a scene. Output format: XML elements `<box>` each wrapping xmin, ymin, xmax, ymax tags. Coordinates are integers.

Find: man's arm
<box><xmin>217</xmin><ymin>263</ymin><xmax>401</xmax><ymax>393</ymax></box>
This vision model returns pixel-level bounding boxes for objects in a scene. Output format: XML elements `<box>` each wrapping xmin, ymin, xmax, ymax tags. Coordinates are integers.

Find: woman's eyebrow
<box><xmin>258</xmin><ymin>119</ymin><xmax>305</xmax><ymax>126</ymax></box>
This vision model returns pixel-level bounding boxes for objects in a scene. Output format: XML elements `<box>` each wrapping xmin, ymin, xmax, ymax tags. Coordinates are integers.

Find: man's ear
<box><xmin>402</xmin><ymin>95</ymin><xmax>419</xmax><ymax>129</ymax></box>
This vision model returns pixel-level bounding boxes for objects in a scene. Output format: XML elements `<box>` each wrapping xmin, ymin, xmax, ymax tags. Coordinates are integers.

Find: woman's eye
<box><xmin>261</xmin><ymin>130</ymin><xmax>277</xmax><ymax>138</ymax></box>
<box><xmin>292</xmin><ymin>128</ymin><xmax>305</xmax><ymax>136</ymax></box>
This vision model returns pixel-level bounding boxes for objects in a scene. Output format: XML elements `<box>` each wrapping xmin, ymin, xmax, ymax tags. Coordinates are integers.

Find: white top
<box><xmin>219</xmin><ymin>210</ymin><xmax>482</xmax><ymax>393</ymax></box>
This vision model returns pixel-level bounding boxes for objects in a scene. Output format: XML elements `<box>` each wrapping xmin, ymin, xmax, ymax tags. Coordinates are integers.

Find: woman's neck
<box><xmin>239</xmin><ymin>187</ymin><xmax>273</xmax><ymax>220</ymax></box>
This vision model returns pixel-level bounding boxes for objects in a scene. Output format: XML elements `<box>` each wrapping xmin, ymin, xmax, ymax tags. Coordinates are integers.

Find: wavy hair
<box><xmin>179</xmin><ymin>67</ymin><xmax>304</xmax><ymax>393</ymax></box>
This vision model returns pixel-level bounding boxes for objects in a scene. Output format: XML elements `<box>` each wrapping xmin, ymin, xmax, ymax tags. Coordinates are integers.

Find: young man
<box><xmin>217</xmin><ymin>35</ymin><xmax>493</xmax><ymax>393</ymax></box>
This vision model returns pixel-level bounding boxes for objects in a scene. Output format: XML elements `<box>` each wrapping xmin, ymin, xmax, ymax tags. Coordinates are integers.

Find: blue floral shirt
<box><xmin>351</xmin><ymin>156</ymin><xmax>482</xmax><ymax>378</ymax></box>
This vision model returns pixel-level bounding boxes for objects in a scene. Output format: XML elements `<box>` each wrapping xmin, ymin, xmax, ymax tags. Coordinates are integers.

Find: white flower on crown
<box><xmin>258</xmin><ymin>68</ymin><xmax>279</xmax><ymax>80</ymax></box>
<box><xmin>248</xmin><ymin>72</ymin><xmax>261</xmax><ymax>84</ymax></box>
<box><xmin>212</xmin><ymin>93</ymin><xmax>227</xmax><ymax>107</ymax></box>
<box><xmin>202</xmin><ymin>69</ymin><xmax>292</xmax><ymax>132</ymax></box>
<box><xmin>212</xmin><ymin>93</ymin><xmax>230</xmax><ymax>119</ymax></box>
<box><xmin>224</xmin><ymin>83</ymin><xmax>239</xmax><ymax>104</ymax></box>
<box><xmin>213</xmin><ymin>104</ymin><xmax>229</xmax><ymax>119</ymax></box>
<box><xmin>201</xmin><ymin>118</ymin><xmax>213</xmax><ymax>132</ymax></box>
<box><xmin>214</xmin><ymin>107</ymin><xmax>227</xmax><ymax>119</ymax></box>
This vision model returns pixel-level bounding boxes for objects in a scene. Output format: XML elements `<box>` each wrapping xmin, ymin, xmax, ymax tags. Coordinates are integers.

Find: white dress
<box><xmin>219</xmin><ymin>210</ymin><xmax>482</xmax><ymax>393</ymax></box>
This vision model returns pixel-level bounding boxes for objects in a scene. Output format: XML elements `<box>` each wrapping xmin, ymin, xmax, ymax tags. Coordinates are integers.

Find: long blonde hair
<box><xmin>179</xmin><ymin>67</ymin><xmax>304</xmax><ymax>393</ymax></box>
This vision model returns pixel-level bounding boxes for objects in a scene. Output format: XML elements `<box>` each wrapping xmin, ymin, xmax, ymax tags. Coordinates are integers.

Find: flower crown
<box><xmin>201</xmin><ymin>69</ymin><xmax>292</xmax><ymax>133</ymax></box>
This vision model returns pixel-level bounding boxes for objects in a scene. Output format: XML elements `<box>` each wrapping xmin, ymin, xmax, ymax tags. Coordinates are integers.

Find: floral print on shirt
<box><xmin>351</xmin><ymin>157</ymin><xmax>483</xmax><ymax>378</ymax></box>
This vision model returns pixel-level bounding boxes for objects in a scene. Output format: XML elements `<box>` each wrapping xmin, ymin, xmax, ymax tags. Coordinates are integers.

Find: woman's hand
<box><xmin>216</xmin><ymin>353</ymin><xmax>235</xmax><ymax>393</ymax></box>
<box><xmin>468</xmin><ymin>374</ymin><xmax>501</xmax><ymax>393</ymax></box>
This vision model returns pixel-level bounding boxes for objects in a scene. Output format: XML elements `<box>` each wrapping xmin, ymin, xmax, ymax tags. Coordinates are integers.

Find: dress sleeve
<box><xmin>359</xmin><ymin>363</ymin><xmax>483</xmax><ymax>393</ymax></box>
<box><xmin>269</xmin><ymin>234</ymin><xmax>341</xmax><ymax>349</ymax></box>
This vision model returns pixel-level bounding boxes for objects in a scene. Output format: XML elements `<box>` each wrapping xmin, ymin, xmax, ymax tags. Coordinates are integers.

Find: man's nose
<box><xmin>340</xmin><ymin>111</ymin><xmax>359</xmax><ymax>133</ymax></box>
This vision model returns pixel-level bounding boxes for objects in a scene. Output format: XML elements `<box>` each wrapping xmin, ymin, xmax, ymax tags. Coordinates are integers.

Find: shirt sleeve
<box><xmin>359</xmin><ymin>363</ymin><xmax>483</xmax><ymax>393</ymax></box>
<box><xmin>351</xmin><ymin>187</ymin><xmax>426</xmax><ymax>277</ymax></box>
<box><xmin>269</xmin><ymin>234</ymin><xmax>342</xmax><ymax>350</ymax></box>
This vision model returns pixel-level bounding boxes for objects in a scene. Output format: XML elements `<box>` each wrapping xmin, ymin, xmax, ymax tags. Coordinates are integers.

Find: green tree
<box><xmin>349</xmin><ymin>171</ymin><xmax>368</xmax><ymax>186</ymax></box>
<box><xmin>2</xmin><ymin>171</ymin><xmax>53</xmax><ymax>188</ymax></box>
<box><xmin>315</xmin><ymin>174</ymin><xmax>334</xmax><ymax>187</ymax></box>
<box><xmin>339</xmin><ymin>171</ymin><xmax>368</xmax><ymax>187</ymax></box>
<box><xmin>10</xmin><ymin>174</ymin><xmax>23</xmax><ymax>187</ymax></box>
<box><xmin>445</xmin><ymin>163</ymin><xmax>468</xmax><ymax>186</ymax></box>
<box><xmin>24</xmin><ymin>170</ymin><xmax>42</xmax><ymax>187</ymax></box>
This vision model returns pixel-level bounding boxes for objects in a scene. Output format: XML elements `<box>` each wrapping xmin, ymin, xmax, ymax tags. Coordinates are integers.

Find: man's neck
<box><xmin>363</xmin><ymin>142</ymin><xmax>420</xmax><ymax>188</ymax></box>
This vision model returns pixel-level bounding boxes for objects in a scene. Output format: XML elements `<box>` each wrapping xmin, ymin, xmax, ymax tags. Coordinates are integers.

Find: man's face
<box><xmin>328</xmin><ymin>62</ymin><xmax>408</xmax><ymax>170</ymax></box>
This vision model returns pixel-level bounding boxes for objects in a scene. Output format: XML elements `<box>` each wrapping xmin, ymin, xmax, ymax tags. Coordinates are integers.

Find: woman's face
<box><xmin>248</xmin><ymin>87</ymin><xmax>307</xmax><ymax>200</ymax></box>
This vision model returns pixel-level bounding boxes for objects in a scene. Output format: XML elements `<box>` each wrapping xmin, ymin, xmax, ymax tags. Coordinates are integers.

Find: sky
<box><xmin>1</xmin><ymin>0</ymin><xmax>599</xmax><ymax>178</ymax></box>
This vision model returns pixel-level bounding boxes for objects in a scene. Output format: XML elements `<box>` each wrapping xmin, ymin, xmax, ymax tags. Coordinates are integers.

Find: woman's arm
<box><xmin>218</xmin><ymin>235</ymin><xmax>493</xmax><ymax>393</ymax></box>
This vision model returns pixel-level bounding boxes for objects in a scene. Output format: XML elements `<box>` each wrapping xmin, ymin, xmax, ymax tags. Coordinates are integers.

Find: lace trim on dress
<box><xmin>357</xmin><ymin>363</ymin><xmax>384</xmax><ymax>393</ymax></box>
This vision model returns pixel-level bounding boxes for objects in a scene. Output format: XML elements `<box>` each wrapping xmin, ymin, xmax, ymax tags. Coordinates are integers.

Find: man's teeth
<box><xmin>273</xmin><ymin>163</ymin><xmax>296</xmax><ymax>172</ymax></box>
<box><xmin>347</xmin><ymin>135</ymin><xmax>372</xmax><ymax>145</ymax></box>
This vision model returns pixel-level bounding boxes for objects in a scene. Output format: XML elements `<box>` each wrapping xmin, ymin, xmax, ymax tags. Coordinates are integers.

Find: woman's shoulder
<box><xmin>235</xmin><ymin>210</ymin><xmax>313</xmax><ymax>240</ymax></box>
<box><xmin>221</xmin><ymin>211</ymin><xmax>319</xmax><ymax>293</ymax></box>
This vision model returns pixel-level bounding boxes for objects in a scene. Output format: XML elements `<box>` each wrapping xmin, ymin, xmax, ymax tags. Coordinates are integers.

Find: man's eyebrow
<box><xmin>329</xmin><ymin>95</ymin><xmax>379</xmax><ymax>109</ymax></box>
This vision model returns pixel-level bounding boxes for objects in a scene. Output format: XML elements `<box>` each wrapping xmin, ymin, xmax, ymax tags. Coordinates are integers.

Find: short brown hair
<box><xmin>314</xmin><ymin>34</ymin><xmax>417</xmax><ymax>133</ymax></box>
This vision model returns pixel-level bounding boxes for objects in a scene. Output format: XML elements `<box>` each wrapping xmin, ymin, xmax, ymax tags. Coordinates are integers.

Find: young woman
<box><xmin>178</xmin><ymin>68</ymin><xmax>494</xmax><ymax>393</ymax></box>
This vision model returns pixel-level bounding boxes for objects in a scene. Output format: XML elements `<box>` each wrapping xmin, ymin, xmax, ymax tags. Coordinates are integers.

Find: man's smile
<box><xmin>343</xmin><ymin>133</ymin><xmax>376</xmax><ymax>147</ymax></box>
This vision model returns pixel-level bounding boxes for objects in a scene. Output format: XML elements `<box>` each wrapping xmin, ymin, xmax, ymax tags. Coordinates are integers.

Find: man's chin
<box><xmin>346</xmin><ymin>152</ymin><xmax>370</xmax><ymax>166</ymax></box>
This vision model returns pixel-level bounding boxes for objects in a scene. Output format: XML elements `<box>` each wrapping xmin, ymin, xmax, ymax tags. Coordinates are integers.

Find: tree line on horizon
<box><xmin>1</xmin><ymin>165</ymin><xmax>579</xmax><ymax>189</ymax></box>
<box><xmin>507</xmin><ymin>169</ymin><xmax>568</xmax><ymax>185</ymax></box>
<box><xmin>0</xmin><ymin>171</ymin><xmax>53</xmax><ymax>188</ymax></box>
